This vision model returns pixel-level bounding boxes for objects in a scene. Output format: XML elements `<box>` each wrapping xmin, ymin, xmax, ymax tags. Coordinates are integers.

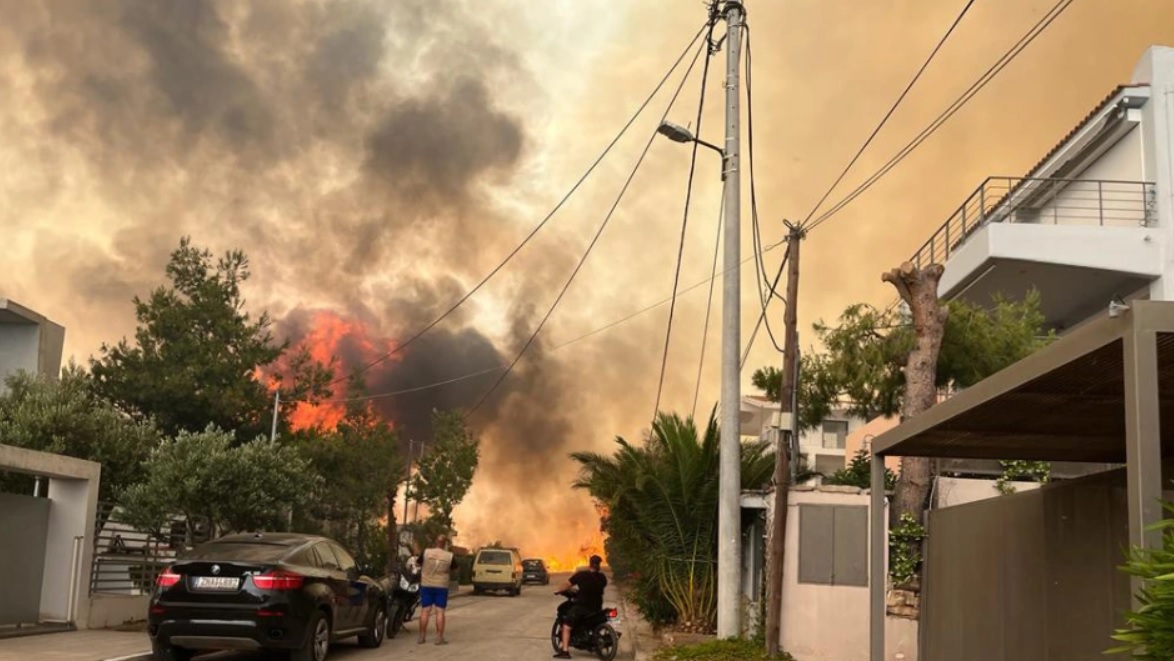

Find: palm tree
<box><xmin>571</xmin><ymin>409</ymin><xmax>774</xmax><ymax>630</ymax></box>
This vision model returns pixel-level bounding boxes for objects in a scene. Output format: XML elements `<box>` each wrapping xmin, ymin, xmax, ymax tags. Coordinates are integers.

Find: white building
<box><xmin>0</xmin><ymin>298</ymin><xmax>65</xmax><ymax>386</ymax></box>
<box><xmin>919</xmin><ymin>46</ymin><xmax>1174</xmax><ymax>332</ymax></box>
<box><xmin>740</xmin><ymin>396</ymin><xmax>866</xmax><ymax>478</ymax></box>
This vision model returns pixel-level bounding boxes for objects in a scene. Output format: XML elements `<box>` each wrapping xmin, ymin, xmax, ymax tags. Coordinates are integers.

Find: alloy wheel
<box><xmin>313</xmin><ymin>617</ymin><xmax>330</xmax><ymax>661</ymax></box>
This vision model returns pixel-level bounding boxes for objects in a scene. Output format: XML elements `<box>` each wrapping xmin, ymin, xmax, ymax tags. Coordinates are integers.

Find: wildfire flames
<box><xmin>263</xmin><ymin>309</ymin><xmax>401</xmax><ymax>432</ymax></box>
<box><xmin>538</xmin><ymin>525</ymin><xmax>607</xmax><ymax>573</ymax></box>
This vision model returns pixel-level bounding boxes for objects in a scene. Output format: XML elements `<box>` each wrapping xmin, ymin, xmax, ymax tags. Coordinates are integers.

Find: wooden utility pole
<box><xmin>765</xmin><ymin>222</ymin><xmax>803</xmax><ymax>656</ymax></box>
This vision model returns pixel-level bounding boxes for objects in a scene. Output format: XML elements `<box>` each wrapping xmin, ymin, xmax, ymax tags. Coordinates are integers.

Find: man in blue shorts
<box><xmin>417</xmin><ymin>535</ymin><xmax>455</xmax><ymax>644</ymax></box>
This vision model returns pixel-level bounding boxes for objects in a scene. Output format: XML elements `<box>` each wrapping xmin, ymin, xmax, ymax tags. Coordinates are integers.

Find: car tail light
<box><xmin>608</xmin><ymin>608</ymin><xmax>618</xmax><ymax>618</ymax></box>
<box><xmin>252</xmin><ymin>570</ymin><xmax>304</xmax><ymax>590</ymax></box>
<box><xmin>157</xmin><ymin>569</ymin><xmax>181</xmax><ymax>588</ymax></box>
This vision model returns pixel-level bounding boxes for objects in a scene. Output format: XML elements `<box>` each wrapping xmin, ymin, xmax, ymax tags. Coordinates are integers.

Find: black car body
<box><xmin>148</xmin><ymin>532</ymin><xmax>387</xmax><ymax>661</ymax></box>
<box><xmin>521</xmin><ymin>558</ymin><xmax>550</xmax><ymax>585</ymax></box>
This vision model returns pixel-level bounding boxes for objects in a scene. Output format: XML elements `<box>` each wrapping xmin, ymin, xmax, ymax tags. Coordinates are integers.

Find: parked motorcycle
<box><xmin>386</xmin><ymin>557</ymin><xmax>421</xmax><ymax>639</ymax></box>
<box><xmin>551</xmin><ymin>590</ymin><xmax>621</xmax><ymax>661</ymax></box>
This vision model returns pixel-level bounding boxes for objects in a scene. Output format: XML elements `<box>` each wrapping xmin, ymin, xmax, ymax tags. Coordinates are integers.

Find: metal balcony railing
<box><xmin>90</xmin><ymin>502</ymin><xmax>211</xmax><ymax>595</ymax></box>
<box><xmin>910</xmin><ymin>177</ymin><xmax>1157</xmax><ymax>269</ymax></box>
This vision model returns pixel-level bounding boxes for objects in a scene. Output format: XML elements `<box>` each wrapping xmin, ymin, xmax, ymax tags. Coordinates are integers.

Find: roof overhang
<box><xmin>1023</xmin><ymin>85</ymin><xmax>1150</xmax><ymax>183</ymax></box>
<box><xmin>872</xmin><ymin>300</ymin><xmax>1174</xmax><ymax>463</ymax></box>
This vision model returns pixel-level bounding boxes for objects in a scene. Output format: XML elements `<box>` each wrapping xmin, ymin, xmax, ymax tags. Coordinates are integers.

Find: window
<box><xmin>821</xmin><ymin>420</ymin><xmax>849</xmax><ymax>449</ymax></box>
<box><xmin>797</xmin><ymin>504</ymin><xmax>868</xmax><ymax>587</ymax></box>
<box><xmin>329</xmin><ymin>543</ymin><xmax>358</xmax><ymax>573</ymax></box>
<box><xmin>477</xmin><ymin>550</ymin><xmax>513</xmax><ymax>565</ymax></box>
<box><xmin>313</xmin><ymin>543</ymin><xmax>342</xmax><ymax>570</ymax></box>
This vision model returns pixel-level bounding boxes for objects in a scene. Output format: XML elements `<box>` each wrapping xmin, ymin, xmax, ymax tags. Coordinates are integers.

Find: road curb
<box><xmin>101</xmin><ymin>654</ymin><xmax>151</xmax><ymax>661</ymax></box>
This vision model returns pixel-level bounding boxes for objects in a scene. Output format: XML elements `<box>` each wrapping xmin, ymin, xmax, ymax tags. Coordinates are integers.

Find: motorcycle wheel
<box><xmin>594</xmin><ymin>623</ymin><xmax>618</xmax><ymax>661</ymax></box>
<box><xmin>386</xmin><ymin>601</ymin><xmax>404</xmax><ymax>639</ymax></box>
<box><xmin>550</xmin><ymin>620</ymin><xmax>563</xmax><ymax>653</ymax></box>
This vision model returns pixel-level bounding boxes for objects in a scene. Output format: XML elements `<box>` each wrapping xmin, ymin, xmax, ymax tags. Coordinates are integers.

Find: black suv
<box><xmin>148</xmin><ymin>532</ymin><xmax>387</xmax><ymax>661</ymax></box>
<box><xmin>521</xmin><ymin>558</ymin><xmax>550</xmax><ymax>585</ymax></box>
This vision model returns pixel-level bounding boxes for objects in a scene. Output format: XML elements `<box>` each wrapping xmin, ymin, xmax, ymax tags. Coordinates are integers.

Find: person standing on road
<box><xmin>553</xmin><ymin>554</ymin><xmax>607</xmax><ymax>659</ymax></box>
<box><xmin>417</xmin><ymin>534</ymin><xmax>455</xmax><ymax>645</ymax></box>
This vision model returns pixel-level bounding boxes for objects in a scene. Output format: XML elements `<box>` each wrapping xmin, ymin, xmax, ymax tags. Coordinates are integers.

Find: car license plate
<box><xmin>192</xmin><ymin>576</ymin><xmax>239</xmax><ymax>591</ymax></box>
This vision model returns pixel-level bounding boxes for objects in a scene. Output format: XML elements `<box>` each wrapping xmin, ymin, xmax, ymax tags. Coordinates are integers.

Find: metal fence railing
<box><xmin>90</xmin><ymin>502</ymin><xmax>211</xmax><ymax>596</ymax></box>
<box><xmin>910</xmin><ymin>176</ymin><xmax>1157</xmax><ymax>270</ymax></box>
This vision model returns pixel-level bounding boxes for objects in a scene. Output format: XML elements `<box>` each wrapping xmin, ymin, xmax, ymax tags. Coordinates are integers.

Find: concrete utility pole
<box><xmin>270</xmin><ymin>390</ymin><xmax>280</xmax><ymax>441</ymax></box>
<box><xmin>765</xmin><ymin>223</ymin><xmax>803</xmax><ymax>655</ymax></box>
<box><xmin>716</xmin><ymin>0</ymin><xmax>745</xmax><ymax>639</ymax></box>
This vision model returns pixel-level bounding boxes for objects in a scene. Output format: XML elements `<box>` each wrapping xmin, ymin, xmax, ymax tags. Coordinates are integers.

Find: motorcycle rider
<box><xmin>416</xmin><ymin>534</ymin><xmax>455</xmax><ymax>645</ymax></box>
<box><xmin>553</xmin><ymin>554</ymin><xmax>607</xmax><ymax>659</ymax></box>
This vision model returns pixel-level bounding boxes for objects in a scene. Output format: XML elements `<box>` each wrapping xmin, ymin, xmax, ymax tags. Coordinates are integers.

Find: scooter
<box><xmin>386</xmin><ymin>557</ymin><xmax>421</xmax><ymax>639</ymax></box>
<box><xmin>551</xmin><ymin>590</ymin><xmax>621</xmax><ymax>661</ymax></box>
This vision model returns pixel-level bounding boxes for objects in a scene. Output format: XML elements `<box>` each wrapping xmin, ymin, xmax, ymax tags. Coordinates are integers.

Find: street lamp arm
<box><xmin>693</xmin><ymin>138</ymin><xmax>724</xmax><ymax>156</ymax></box>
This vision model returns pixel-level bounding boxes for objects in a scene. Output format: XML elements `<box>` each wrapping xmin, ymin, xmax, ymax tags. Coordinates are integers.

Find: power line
<box><xmin>741</xmin><ymin>247</ymin><xmax>788</xmax><ymax>370</ymax></box>
<box><xmin>744</xmin><ymin>26</ymin><xmax>786</xmax><ymax>355</ymax></box>
<box><xmin>653</xmin><ymin>15</ymin><xmax>720</xmax><ymax>422</ymax></box>
<box><xmin>691</xmin><ymin>203</ymin><xmax>723</xmax><ymax>420</ymax></box>
<box><xmin>316</xmin><ymin>22</ymin><xmax>712</xmax><ymax>390</ymax></box>
<box><xmin>800</xmin><ymin>0</ymin><xmax>976</xmax><ymax>225</ymax></box>
<box><xmin>292</xmin><ymin>237</ymin><xmax>789</xmax><ymax>408</ymax></box>
<box><xmin>804</xmin><ymin>0</ymin><xmax>1075</xmax><ymax>233</ymax></box>
<box><xmin>467</xmin><ymin>36</ymin><xmax>711</xmax><ymax>417</ymax></box>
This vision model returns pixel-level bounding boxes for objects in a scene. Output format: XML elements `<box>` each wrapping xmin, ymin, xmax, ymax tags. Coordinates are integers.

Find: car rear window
<box><xmin>184</xmin><ymin>542</ymin><xmax>293</xmax><ymax>563</ymax></box>
<box><xmin>478</xmin><ymin>550</ymin><xmax>513</xmax><ymax>565</ymax></box>
<box><xmin>523</xmin><ymin>560</ymin><xmax>543</xmax><ymax>570</ymax></box>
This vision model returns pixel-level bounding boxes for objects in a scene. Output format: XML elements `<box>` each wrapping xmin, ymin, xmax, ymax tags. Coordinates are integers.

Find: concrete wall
<box><xmin>933</xmin><ymin>476</ymin><xmax>1040</xmax><ymax>509</ymax></box>
<box><xmin>0</xmin><ymin>299</ymin><xmax>65</xmax><ymax>387</ymax></box>
<box><xmin>845</xmin><ymin>417</ymin><xmax>901</xmax><ymax>473</ymax></box>
<box><xmin>777</xmin><ymin>487</ymin><xmax>918</xmax><ymax>661</ymax></box>
<box><xmin>0</xmin><ymin>444</ymin><xmax>100</xmax><ymax>628</ymax></box>
<box><xmin>87</xmin><ymin>594</ymin><xmax>149</xmax><ymax>629</ymax></box>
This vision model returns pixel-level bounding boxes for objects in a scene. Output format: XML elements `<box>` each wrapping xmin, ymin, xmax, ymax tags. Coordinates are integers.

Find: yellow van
<box><xmin>472</xmin><ymin>547</ymin><xmax>523</xmax><ymax>596</ymax></box>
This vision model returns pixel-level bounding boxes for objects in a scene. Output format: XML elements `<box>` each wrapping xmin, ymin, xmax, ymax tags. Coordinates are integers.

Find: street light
<box><xmin>657</xmin><ymin>120</ymin><xmax>725</xmax><ymax>157</ymax></box>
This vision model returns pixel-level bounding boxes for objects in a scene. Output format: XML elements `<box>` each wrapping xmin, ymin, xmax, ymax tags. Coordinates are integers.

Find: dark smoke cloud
<box><xmin>0</xmin><ymin>0</ymin><xmax>610</xmax><ymax>552</ymax></box>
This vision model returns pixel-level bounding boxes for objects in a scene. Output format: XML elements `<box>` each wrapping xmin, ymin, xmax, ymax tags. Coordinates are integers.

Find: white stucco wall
<box><xmin>774</xmin><ymin>488</ymin><xmax>918</xmax><ymax>661</ymax></box>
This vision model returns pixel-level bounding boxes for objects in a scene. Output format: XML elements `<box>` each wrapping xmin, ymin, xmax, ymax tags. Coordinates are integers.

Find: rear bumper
<box><xmin>522</xmin><ymin>574</ymin><xmax>548</xmax><ymax>584</ymax></box>
<box><xmin>149</xmin><ymin>614</ymin><xmax>305</xmax><ymax>651</ymax></box>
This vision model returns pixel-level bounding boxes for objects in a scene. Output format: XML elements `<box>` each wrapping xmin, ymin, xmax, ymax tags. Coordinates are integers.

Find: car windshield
<box><xmin>478</xmin><ymin>550</ymin><xmax>513</xmax><ymax>565</ymax></box>
<box><xmin>523</xmin><ymin>560</ymin><xmax>543</xmax><ymax>570</ymax></box>
<box><xmin>183</xmin><ymin>541</ymin><xmax>293</xmax><ymax>563</ymax></box>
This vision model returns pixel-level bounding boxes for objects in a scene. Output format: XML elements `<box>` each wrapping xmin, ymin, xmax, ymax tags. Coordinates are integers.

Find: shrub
<box><xmin>653</xmin><ymin>638</ymin><xmax>794</xmax><ymax>661</ymax></box>
<box><xmin>1108</xmin><ymin>499</ymin><xmax>1174</xmax><ymax>659</ymax></box>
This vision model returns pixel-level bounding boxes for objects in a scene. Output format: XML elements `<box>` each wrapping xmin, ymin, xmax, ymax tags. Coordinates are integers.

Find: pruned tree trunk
<box><xmin>881</xmin><ymin>262</ymin><xmax>948</xmax><ymax>528</ymax></box>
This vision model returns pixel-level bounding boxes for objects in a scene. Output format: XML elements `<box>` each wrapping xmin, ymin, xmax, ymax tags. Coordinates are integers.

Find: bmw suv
<box><xmin>148</xmin><ymin>532</ymin><xmax>387</xmax><ymax>661</ymax></box>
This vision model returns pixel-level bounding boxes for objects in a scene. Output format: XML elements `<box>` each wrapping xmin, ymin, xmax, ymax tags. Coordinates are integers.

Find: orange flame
<box><xmin>261</xmin><ymin>310</ymin><xmax>401</xmax><ymax>432</ymax></box>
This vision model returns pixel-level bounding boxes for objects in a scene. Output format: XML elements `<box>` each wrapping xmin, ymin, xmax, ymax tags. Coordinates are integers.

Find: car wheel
<box><xmin>151</xmin><ymin>640</ymin><xmax>195</xmax><ymax>661</ymax></box>
<box><xmin>358</xmin><ymin>604</ymin><xmax>386</xmax><ymax>648</ymax></box>
<box><xmin>292</xmin><ymin>611</ymin><xmax>330</xmax><ymax>661</ymax></box>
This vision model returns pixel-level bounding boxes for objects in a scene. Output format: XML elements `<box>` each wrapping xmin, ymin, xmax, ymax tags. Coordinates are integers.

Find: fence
<box><xmin>911</xmin><ymin>176</ymin><xmax>1156</xmax><ymax>270</ymax></box>
<box><xmin>89</xmin><ymin>502</ymin><xmax>210</xmax><ymax>596</ymax></box>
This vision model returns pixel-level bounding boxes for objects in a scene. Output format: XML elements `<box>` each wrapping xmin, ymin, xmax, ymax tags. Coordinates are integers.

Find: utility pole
<box><xmin>716</xmin><ymin>0</ymin><xmax>745</xmax><ymax>640</ymax></box>
<box><xmin>270</xmin><ymin>390</ymin><xmax>280</xmax><ymax>441</ymax></box>
<box><xmin>765</xmin><ymin>222</ymin><xmax>803</xmax><ymax>655</ymax></box>
<box><xmin>403</xmin><ymin>439</ymin><xmax>415</xmax><ymax>526</ymax></box>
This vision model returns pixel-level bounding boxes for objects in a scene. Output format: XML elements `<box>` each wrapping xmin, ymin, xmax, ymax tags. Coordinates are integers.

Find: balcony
<box><xmin>912</xmin><ymin>177</ymin><xmax>1160</xmax><ymax>330</ymax></box>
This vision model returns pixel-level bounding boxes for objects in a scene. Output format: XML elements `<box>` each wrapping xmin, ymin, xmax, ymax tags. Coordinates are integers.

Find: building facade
<box><xmin>0</xmin><ymin>298</ymin><xmax>65</xmax><ymax>386</ymax></box>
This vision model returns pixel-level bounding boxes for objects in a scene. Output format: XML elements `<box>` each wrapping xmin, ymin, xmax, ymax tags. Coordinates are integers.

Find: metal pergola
<box><xmin>866</xmin><ymin>300</ymin><xmax>1174</xmax><ymax>661</ymax></box>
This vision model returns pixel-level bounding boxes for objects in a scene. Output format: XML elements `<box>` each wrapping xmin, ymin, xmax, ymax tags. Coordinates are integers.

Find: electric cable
<box><xmin>800</xmin><ymin>0</ymin><xmax>976</xmax><ymax>225</ymax></box>
<box><xmin>314</xmin><ymin>22</ymin><xmax>712</xmax><ymax>390</ymax></box>
<box><xmin>467</xmin><ymin>36</ymin><xmax>711</xmax><ymax>417</ymax></box>
<box><xmin>652</xmin><ymin>13</ymin><xmax>720</xmax><ymax>422</ymax></box>
<box><xmin>804</xmin><ymin>0</ymin><xmax>1075</xmax><ymax>233</ymax></box>
<box><xmin>690</xmin><ymin>204</ymin><xmax>723</xmax><ymax>420</ymax></box>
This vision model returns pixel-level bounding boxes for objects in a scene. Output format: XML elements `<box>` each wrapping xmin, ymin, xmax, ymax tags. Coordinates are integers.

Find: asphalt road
<box><xmin>188</xmin><ymin>575</ymin><xmax>625</xmax><ymax>661</ymax></box>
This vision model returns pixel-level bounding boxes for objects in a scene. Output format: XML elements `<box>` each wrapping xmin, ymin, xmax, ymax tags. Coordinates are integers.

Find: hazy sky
<box><xmin>2</xmin><ymin>0</ymin><xmax>1173</xmax><ymax>556</ymax></box>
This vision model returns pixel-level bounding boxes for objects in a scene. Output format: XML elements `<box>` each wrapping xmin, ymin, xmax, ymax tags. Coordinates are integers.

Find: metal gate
<box><xmin>0</xmin><ymin>492</ymin><xmax>51</xmax><ymax>625</ymax></box>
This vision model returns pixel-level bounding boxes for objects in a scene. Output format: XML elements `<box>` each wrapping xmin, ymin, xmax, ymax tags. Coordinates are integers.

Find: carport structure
<box><xmin>867</xmin><ymin>300</ymin><xmax>1174</xmax><ymax>661</ymax></box>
